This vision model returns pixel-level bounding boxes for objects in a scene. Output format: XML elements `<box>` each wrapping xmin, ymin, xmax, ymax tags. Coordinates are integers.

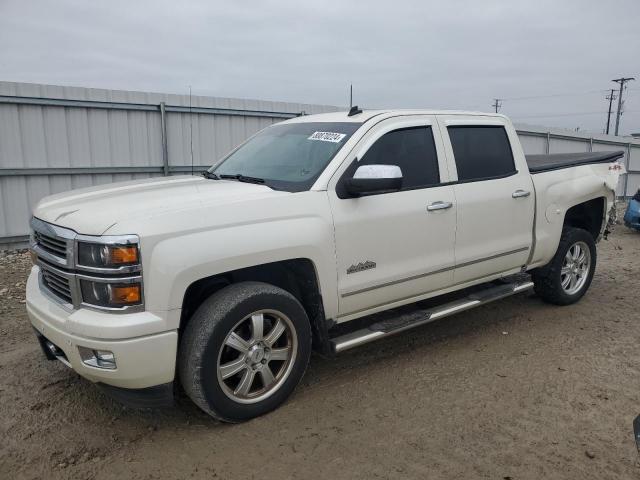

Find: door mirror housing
<box><xmin>346</xmin><ymin>164</ymin><xmax>403</xmax><ymax>196</ymax></box>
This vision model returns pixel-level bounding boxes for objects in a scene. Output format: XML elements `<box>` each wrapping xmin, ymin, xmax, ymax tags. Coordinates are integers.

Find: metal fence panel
<box><xmin>0</xmin><ymin>82</ymin><xmax>339</xmax><ymax>246</ymax></box>
<box><xmin>628</xmin><ymin>146</ymin><xmax>640</xmax><ymax>196</ymax></box>
<box><xmin>515</xmin><ymin>133</ymin><xmax>547</xmax><ymax>154</ymax></box>
<box><xmin>1</xmin><ymin>82</ymin><xmax>640</xmax><ymax>247</ymax></box>
<box><xmin>626</xmin><ymin>173</ymin><xmax>640</xmax><ymax>196</ymax></box>
<box><xmin>549</xmin><ymin>138</ymin><xmax>590</xmax><ymax>154</ymax></box>
<box><xmin>629</xmin><ymin>145</ymin><xmax>640</xmax><ymax>171</ymax></box>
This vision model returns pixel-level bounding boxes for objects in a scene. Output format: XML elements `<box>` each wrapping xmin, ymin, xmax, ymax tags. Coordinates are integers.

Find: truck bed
<box><xmin>526</xmin><ymin>150</ymin><xmax>624</xmax><ymax>173</ymax></box>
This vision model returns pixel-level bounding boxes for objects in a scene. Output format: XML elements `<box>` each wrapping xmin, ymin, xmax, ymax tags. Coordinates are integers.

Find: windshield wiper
<box><xmin>201</xmin><ymin>171</ymin><xmax>220</xmax><ymax>180</ymax></box>
<box><xmin>219</xmin><ymin>174</ymin><xmax>265</xmax><ymax>184</ymax></box>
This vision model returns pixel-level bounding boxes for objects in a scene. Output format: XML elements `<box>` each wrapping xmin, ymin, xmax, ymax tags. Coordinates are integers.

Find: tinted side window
<box><xmin>357</xmin><ymin>126</ymin><xmax>440</xmax><ymax>190</ymax></box>
<box><xmin>448</xmin><ymin>126</ymin><xmax>516</xmax><ymax>182</ymax></box>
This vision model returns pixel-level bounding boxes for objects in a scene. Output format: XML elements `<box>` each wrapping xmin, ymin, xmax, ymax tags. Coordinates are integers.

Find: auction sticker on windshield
<box><xmin>308</xmin><ymin>131</ymin><xmax>347</xmax><ymax>143</ymax></box>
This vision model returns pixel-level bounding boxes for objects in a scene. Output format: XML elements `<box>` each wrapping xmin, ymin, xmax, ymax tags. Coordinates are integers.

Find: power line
<box><xmin>511</xmin><ymin>110</ymin><xmax>639</xmax><ymax>120</ymax></box>
<box><xmin>513</xmin><ymin>111</ymin><xmax>604</xmax><ymax>119</ymax></box>
<box><xmin>605</xmin><ymin>89</ymin><xmax>617</xmax><ymax>135</ymax></box>
<box><xmin>500</xmin><ymin>89</ymin><xmax>608</xmax><ymax>102</ymax></box>
<box><xmin>612</xmin><ymin>77</ymin><xmax>635</xmax><ymax>136</ymax></box>
<box><xmin>479</xmin><ymin>84</ymin><xmax>637</xmax><ymax>113</ymax></box>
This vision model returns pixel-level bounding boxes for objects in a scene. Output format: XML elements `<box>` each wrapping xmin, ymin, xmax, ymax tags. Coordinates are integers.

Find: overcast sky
<box><xmin>1</xmin><ymin>0</ymin><xmax>638</xmax><ymax>134</ymax></box>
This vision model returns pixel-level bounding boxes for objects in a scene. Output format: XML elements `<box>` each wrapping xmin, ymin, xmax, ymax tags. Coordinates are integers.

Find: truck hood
<box><xmin>33</xmin><ymin>176</ymin><xmax>288</xmax><ymax>235</ymax></box>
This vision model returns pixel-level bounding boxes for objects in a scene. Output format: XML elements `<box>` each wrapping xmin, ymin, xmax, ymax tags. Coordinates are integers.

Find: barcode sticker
<box><xmin>308</xmin><ymin>131</ymin><xmax>346</xmax><ymax>143</ymax></box>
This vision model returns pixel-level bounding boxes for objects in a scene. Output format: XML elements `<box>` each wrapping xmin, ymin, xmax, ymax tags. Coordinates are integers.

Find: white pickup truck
<box><xmin>26</xmin><ymin>108</ymin><xmax>624</xmax><ymax>421</ymax></box>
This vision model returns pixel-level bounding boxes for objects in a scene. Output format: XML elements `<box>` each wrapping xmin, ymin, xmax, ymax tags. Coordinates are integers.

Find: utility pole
<box><xmin>605</xmin><ymin>89</ymin><xmax>617</xmax><ymax>135</ymax></box>
<box><xmin>612</xmin><ymin>77</ymin><xmax>635</xmax><ymax>135</ymax></box>
<box><xmin>491</xmin><ymin>98</ymin><xmax>502</xmax><ymax>113</ymax></box>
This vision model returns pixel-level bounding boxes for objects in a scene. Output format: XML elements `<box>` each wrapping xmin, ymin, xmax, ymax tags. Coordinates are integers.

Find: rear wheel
<box><xmin>179</xmin><ymin>282</ymin><xmax>311</xmax><ymax>422</ymax></box>
<box><xmin>532</xmin><ymin>227</ymin><xmax>596</xmax><ymax>305</ymax></box>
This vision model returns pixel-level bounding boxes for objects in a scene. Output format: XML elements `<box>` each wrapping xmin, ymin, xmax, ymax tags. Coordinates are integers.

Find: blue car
<box><xmin>624</xmin><ymin>189</ymin><xmax>640</xmax><ymax>230</ymax></box>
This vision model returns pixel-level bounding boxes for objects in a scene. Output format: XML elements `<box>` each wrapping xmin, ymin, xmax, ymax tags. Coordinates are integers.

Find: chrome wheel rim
<box><xmin>561</xmin><ymin>241</ymin><xmax>591</xmax><ymax>295</ymax></box>
<box><xmin>217</xmin><ymin>309</ymin><xmax>297</xmax><ymax>404</ymax></box>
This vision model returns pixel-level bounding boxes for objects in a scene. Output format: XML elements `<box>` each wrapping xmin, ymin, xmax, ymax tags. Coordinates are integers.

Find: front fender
<box><xmin>143</xmin><ymin>215</ymin><xmax>337</xmax><ymax>327</ymax></box>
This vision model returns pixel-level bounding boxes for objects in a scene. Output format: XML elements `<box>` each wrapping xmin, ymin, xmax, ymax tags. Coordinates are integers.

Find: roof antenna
<box><xmin>189</xmin><ymin>85</ymin><xmax>194</xmax><ymax>176</ymax></box>
<box><xmin>347</xmin><ymin>84</ymin><xmax>362</xmax><ymax>116</ymax></box>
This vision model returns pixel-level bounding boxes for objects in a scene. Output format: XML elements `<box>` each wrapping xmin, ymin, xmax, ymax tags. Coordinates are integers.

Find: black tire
<box><xmin>179</xmin><ymin>281</ymin><xmax>311</xmax><ymax>422</ymax></box>
<box><xmin>532</xmin><ymin>227</ymin><xmax>597</xmax><ymax>305</ymax></box>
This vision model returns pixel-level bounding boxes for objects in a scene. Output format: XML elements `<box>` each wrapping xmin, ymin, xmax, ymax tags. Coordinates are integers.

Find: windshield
<box><xmin>209</xmin><ymin>122</ymin><xmax>361</xmax><ymax>192</ymax></box>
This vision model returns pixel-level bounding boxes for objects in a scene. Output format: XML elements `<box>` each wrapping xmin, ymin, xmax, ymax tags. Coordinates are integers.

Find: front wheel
<box><xmin>179</xmin><ymin>282</ymin><xmax>311</xmax><ymax>422</ymax></box>
<box><xmin>532</xmin><ymin>227</ymin><xmax>597</xmax><ymax>305</ymax></box>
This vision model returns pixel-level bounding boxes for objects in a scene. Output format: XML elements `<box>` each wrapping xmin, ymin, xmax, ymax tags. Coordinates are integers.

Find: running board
<box><xmin>330</xmin><ymin>278</ymin><xmax>534</xmax><ymax>353</ymax></box>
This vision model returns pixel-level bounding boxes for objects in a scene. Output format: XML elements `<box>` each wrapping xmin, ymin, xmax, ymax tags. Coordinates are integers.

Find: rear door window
<box><xmin>447</xmin><ymin>126</ymin><xmax>516</xmax><ymax>182</ymax></box>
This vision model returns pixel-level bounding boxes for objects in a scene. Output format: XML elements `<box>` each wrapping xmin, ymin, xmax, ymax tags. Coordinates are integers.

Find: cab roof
<box><xmin>282</xmin><ymin>109</ymin><xmax>507</xmax><ymax>124</ymax></box>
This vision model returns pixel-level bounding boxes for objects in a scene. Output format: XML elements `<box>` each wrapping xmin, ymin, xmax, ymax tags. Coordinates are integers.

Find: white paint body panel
<box><xmin>26</xmin><ymin>109</ymin><xmax>621</xmax><ymax>388</ymax></box>
<box><xmin>437</xmin><ymin>115</ymin><xmax>536</xmax><ymax>284</ymax></box>
<box><xmin>327</xmin><ymin>116</ymin><xmax>456</xmax><ymax>317</ymax></box>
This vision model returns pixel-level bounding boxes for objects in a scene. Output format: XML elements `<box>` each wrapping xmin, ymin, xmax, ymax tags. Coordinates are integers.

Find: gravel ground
<box><xmin>1</xmin><ymin>225</ymin><xmax>639</xmax><ymax>479</ymax></box>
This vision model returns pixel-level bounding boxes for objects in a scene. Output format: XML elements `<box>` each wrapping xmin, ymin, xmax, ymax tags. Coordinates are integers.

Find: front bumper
<box><xmin>26</xmin><ymin>266</ymin><xmax>178</xmax><ymax>390</ymax></box>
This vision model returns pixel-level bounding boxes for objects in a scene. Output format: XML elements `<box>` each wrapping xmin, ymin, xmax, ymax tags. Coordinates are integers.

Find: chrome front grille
<box><xmin>31</xmin><ymin>217</ymin><xmax>78</xmax><ymax>307</ymax></box>
<box><xmin>40</xmin><ymin>264</ymin><xmax>73</xmax><ymax>304</ymax></box>
<box><xmin>33</xmin><ymin>231</ymin><xmax>67</xmax><ymax>259</ymax></box>
<box><xmin>30</xmin><ymin>217</ymin><xmax>74</xmax><ymax>269</ymax></box>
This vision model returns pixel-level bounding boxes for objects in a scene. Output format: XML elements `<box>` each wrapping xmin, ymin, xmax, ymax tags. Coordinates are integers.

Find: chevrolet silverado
<box><xmin>26</xmin><ymin>109</ymin><xmax>624</xmax><ymax>421</ymax></box>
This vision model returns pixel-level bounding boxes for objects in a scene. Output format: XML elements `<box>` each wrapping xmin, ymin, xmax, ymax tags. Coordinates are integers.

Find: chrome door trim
<box><xmin>340</xmin><ymin>246</ymin><xmax>529</xmax><ymax>298</ymax></box>
<box><xmin>341</xmin><ymin>264</ymin><xmax>454</xmax><ymax>298</ymax></box>
<box><xmin>454</xmin><ymin>246</ymin><xmax>529</xmax><ymax>270</ymax></box>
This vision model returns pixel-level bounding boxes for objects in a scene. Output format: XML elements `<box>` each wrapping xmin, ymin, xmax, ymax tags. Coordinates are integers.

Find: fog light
<box><xmin>78</xmin><ymin>346</ymin><xmax>117</xmax><ymax>370</ymax></box>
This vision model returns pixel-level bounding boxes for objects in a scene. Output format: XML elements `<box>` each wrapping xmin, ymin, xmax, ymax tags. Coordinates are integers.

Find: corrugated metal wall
<box><xmin>0</xmin><ymin>82</ymin><xmax>339</xmax><ymax>246</ymax></box>
<box><xmin>1</xmin><ymin>81</ymin><xmax>639</xmax><ymax>247</ymax></box>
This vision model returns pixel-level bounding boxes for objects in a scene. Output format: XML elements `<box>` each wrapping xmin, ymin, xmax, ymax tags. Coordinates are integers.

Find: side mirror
<box><xmin>346</xmin><ymin>164</ymin><xmax>403</xmax><ymax>196</ymax></box>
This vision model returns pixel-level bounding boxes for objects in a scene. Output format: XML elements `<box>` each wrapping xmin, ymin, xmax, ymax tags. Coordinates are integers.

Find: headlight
<box><xmin>80</xmin><ymin>280</ymin><xmax>142</xmax><ymax>308</ymax></box>
<box><xmin>77</xmin><ymin>242</ymin><xmax>139</xmax><ymax>269</ymax></box>
<box><xmin>76</xmin><ymin>239</ymin><xmax>143</xmax><ymax>310</ymax></box>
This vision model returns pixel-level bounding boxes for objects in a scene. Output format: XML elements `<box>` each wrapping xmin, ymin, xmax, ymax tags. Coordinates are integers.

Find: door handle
<box><xmin>427</xmin><ymin>201</ymin><xmax>453</xmax><ymax>212</ymax></box>
<box><xmin>512</xmin><ymin>189</ymin><xmax>531</xmax><ymax>198</ymax></box>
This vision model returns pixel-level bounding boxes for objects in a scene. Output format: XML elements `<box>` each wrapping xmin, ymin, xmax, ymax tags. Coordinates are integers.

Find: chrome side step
<box><xmin>330</xmin><ymin>277</ymin><xmax>534</xmax><ymax>353</ymax></box>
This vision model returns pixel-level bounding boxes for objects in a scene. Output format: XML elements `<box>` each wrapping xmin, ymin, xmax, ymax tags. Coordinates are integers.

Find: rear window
<box><xmin>448</xmin><ymin>126</ymin><xmax>516</xmax><ymax>182</ymax></box>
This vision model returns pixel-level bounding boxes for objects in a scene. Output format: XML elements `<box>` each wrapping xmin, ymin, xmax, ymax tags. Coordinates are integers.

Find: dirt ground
<box><xmin>1</xmin><ymin>224</ymin><xmax>639</xmax><ymax>480</ymax></box>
